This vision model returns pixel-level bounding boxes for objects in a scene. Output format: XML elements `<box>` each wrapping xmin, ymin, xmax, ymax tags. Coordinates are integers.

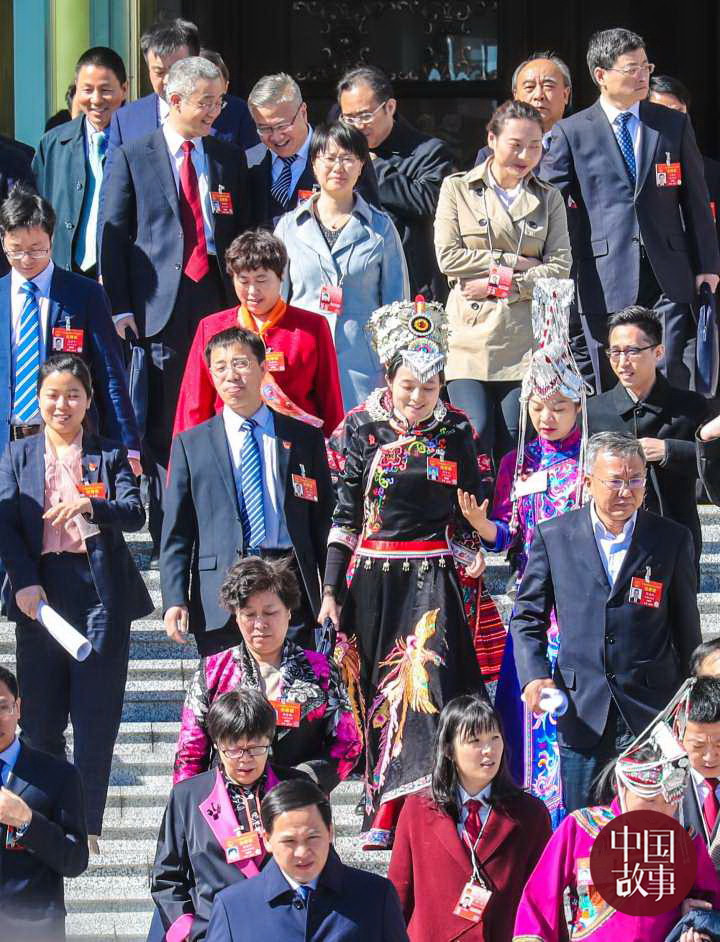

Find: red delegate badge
<box><xmin>629</xmin><ymin>576</ymin><xmax>663</xmax><ymax>608</ymax></box>
<box><xmin>265</xmin><ymin>350</ymin><xmax>286</xmax><ymax>372</ymax></box>
<box><xmin>453</xmin><ymin>881</ymin><xmax>492</xmax><ymax>923</ymax></box>
<box><xmin>210</xmin><ymin>191</ymin><xmax>234</xmax><ymax>214</ymax></box>
<box><xmin>655</xmin><ymin>158</ymin><xmax>682</xmax><ymax>187</ymax></box>
<box><xmin>225</xmin><ymin>831</ymin><xmax>263</xmax><ymax>863</ymax></box>
<box><xmin>76</xmin><ymin>482</ymin><xmax>106</xmax><ymax>499</ymax></box>
<box><xmin>52</xmin><ymin>328</ymin><xmax>84</xmax><ymax>353</ymax></box>
<box><xmin>486</xmin><ymin>262</ymin><xmax>513</xmax><ymax>299</ymax></box>
<box><xmin>319</xmin><ymin>284</ymin><xmax>343</xmax><ymax>316</ymax></box>
<box><xmin>291</xmin><ymin>473</ymin><xmax>318</xmax><ymax>502</ymax></box>
<box><xmin>427</xmin><ymin>457</ymin><xmax>458</xmax><ymax>485</ymax></box>
<box><xmin>270</xmin><ymin>700</ymin><xmax>301</xmax><ymax>727</ymax></box>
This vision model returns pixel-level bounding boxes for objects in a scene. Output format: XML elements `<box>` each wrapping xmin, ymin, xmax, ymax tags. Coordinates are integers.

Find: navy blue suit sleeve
<box><xmin>88</xmin><ymin>446</ymin><xmax>145</xmax><ymax>531</ymax></box>
<box><xmin>160</xmin><ymin>435</ymin><xmax>197</xmax><ymax>611</ymax></box>
<box><xmin>205</xmin><ymin>894</ymin><xmax>233</xmax><ymax>942</ymax></box>
<box><xmin>678</xmin><ymin>115</ymin><xmax>720</xmax><ymax>275</ymax></box>
<box><xmin>0</xmin><ymin>445</ymin><xmax>40</xmax><ymax>592</ymax></box>
<box><xmin>509</xmin><ymin>525</ymin><xmax>556</xmax><ymax>688</ymax></box>
<box><xmin>382</xmin><ymin>879</ymin><xmax>411</xmax><ymax>941</ymax></box>
<box><xmin>98</xmin><ymin>146</ymin><xmax>136</xmax><ymax>316</ymax></box>
<box><xmin>539</xmin><ymin>124</ymin><xmax>576</xmax><ymax>211</ymax></box>
<box><xmin>21</xmin><ymin>761</ymin><xmax>89</xmax><ymax>878</ymax></box>
<box><xmin>83</xmin><ymin>281</ymin><xmax>141</xmax><ymax>450</ymax></box>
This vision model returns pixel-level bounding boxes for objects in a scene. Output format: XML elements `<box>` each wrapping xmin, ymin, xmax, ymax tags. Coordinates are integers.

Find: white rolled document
<box><xmin>37</xmin><ymin>602</ymin><xmax>92</xmax><ymax>662</ymax></box>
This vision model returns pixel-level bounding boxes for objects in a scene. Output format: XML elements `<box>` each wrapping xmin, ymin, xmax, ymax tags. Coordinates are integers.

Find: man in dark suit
<box><xmin>100</xmin><ymin>56</ymin><xmax>249</xmax><ymax>557</ymax></box>
<box><xmin>541</xmin><ymin>27</ymin><xmax>720</xmax><ymax>392</ymax></box>
<box><xmin>33</xmin><ymin>46</ymin><xmax>128</xmax><ymax>275</ymax></box>
<box><xmin>587</xmin><ymin>306</ymin><xmax>712</xmax><ymax>567</ymax></box>
<box><xmin>678</xmin><ymin>677</ymin><xmax>720</xmax><ymax>855</ymax></box>
<box><xmin>246</xmin><ymin>72</ymin><xmax>379</xmax><ymax>229</ymax></box>
<box><xmin>0</xmin><ymin>665</ymin><xmax>88</xmax><ymax>940</ymax></box>
<box><xmin>0</xmin><ymin>135</ymin><xmax>34</xmax><ymax>277</ymax></box>
<box><xmin>205</xmin><ymin>778</ymin><xmax>408</xmax><ymax>942</ymax></box>
<box><xmin>511</xmin><ymin>431</ymin><xmax>701</xmax><ymax>811</ymax></box>
<box><xmin>474</xmin><ymin>51</ymin><xmax>572</xmax><ymax>170</ymax></box>
<box><xmin>0</xmin><ymin>185</ymin><xmax>140</xmax><ymax>461</ymax></box>
<box><xmin>337</xmin><ymin>65</ymin><xmax>454</xmax><ymax>301</ymax></box>
<box><xmin>161</xmin><ymin>326</ymin><xmax>332</xmax><ymax>656</ymax></box>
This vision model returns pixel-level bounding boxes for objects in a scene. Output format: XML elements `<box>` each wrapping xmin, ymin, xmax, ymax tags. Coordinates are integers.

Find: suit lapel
<box><xmin>637</xmin><ymin>101</ymin><xmax>661</xmax><ymax>195</ymax></box>
<box><xmin>69</xmin><ymin>118</ymin><xmax>88</xmax><ymax>219</ymax></box>
<box><xmin>27</xmin><ymin>431</ymin><xmax>46</xmax><ymax>538</ymax></box>
<box><xmin>6</xmin><ymin>743</ymin><xmax>33</xmax><ymax>799</ymax></box>
<box><xmin>198</xmin><ymin>770</ymin><xmax>262</xmax><ymax>878</ymax></box>
<box><xmin>587</xmin><ymin>101</ymin><xmax>635</xmax><ymax>191</ymax></box>
<box><xmin>432</xmin><ymin>806</ymin><xmax>475</xmax><ymax>875</ymax></box>
<box><xmin>578</xmin><ymin>505</ymin><xmax>612</xmax><ymax>594</ymax></box>
<box><xmin>474</xmin><ymin>806</ymin><xmax>517</xmax><ymax>868</ymax></box>
<box><xmin>272</xmin><ymin>411</ymin><xmax>292</xmax><ymax>508</ymax></box>
<box><xmin>81</xmin><ymin>435</ymin><xmax>102</xmax><ymax>486</ymax></box>
<box><xmin>45</xmin><ymin>268</ymin><xmax>68</xmax><ymax>354</ymax></box>
<box><xmin>608</xmin><ymin>510</ymin><xmax>652</xmax><ymax>602</ymax></box>
<box><xmin>147</xmin><ymin>130</ymin><xmax>181</xmax><ymax>222</ymax></box>
<box><xmin>208</xmin><ymin>415</ymin><xmax>241</xmax><ymax>513</ymax></box>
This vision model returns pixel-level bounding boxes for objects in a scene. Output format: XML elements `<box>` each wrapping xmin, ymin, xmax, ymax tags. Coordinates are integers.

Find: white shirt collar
<box><xmin>0</xmin><ymin>735</ymin><xmax>21</xmax><ymax>768</ymax></box>
<box><xmin>599</xmin><ymin>97</ymin><xmax>641</xmax><ymax>126</ymax></box>
<box><xmin>457</xmin><ymin>783</ymin><xmax>492</xmax><ymax>806</ymax></box>
<box><xmin>11</xmin><ymin>259</ymin><xmax>54</xmax><ymax>298</ymax></box>
<box><xmin>279</xmin><ymin>867</ymin><xmax>319</xmax><ymax>892</ymax></box>
<box><xmin>271</xmin><ymin>125</ymin><xmax>312</xmax><ymax>170</ymax></box>
<box><xmin>222</xmin><ymin>402</ymin><xmax>269</xmax><ymax>432</ymax></box>
<box><xmin>162</xmin><ymin>122</ymin><xmax>204</xmax><ymax>159</ymax></box>
<box><xmin>158</xmin><ymin>95</ymin><xmax>170</xmax><ymax>124</ymax></box>
<box><xmin>83</xmin><ymin>114</ymin><xmax>108</xmax><ymax>141</ymax></box>
<box><xmin>590</xmin><ymin>501</ymin><xmax>637</xmax><ymax>541</ymax></box>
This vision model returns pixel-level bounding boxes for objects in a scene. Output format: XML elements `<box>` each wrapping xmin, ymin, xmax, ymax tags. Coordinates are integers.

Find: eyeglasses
<box><xmin>607</xmin><ymin>62</ymin><xmax>655</xmax><ymax>78</ymax></box>
<box><xmin>605</xmin><ymin>344</ymin><xmax>658</xmax><ymax>362</ymax></box>
<box><xmin>0</xmin><ymin>701</ymin><xmax>17</xmax><ymax>717</ymax></box>
<box><xmin>3</xmin><ymin>246</ymin><xmax>51</xmax><ymax>261</ymax></box>
<box><xmin>341</xmin><ymin>100</ymin><xmax>387</xmax><ymax>127</ymax></box>
<box><xmin>591</xmin><ymin>474</ymin><xmax>646</xmax><ymax>492</ymax></box>
<box><xmin>218</xmin><ymin>744</ymin><xmax>271</xmax><ymax>760</ymax></box>
<box><xmin>236</xmin><ymin>610</ymin><xmax>284</xmax><ymax>626</ymax></box>
<box><xmin>315</xmin><ymin>153</ymin><xmax>360</xmax><ymax>170</ymax></box>
<box><xmin>187</xmin><ymin>95</ymin><xmax>224</xmax><ymax>113</ymax></box>
<box><xmin>255</xmin><ymin>102</ymin><xmax>303</xmax><ymax>138</ymax></box>
<box><xmin>210</xmin><ymin>357</ymin><xmax>255</xmax><ymax>377</ymax></box>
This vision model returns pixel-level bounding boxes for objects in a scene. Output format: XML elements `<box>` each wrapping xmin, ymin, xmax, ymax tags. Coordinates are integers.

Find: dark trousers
<box><xmin>446</xmin><ymin>378</ymin><xmax>521</xmax><ymax>464</ymax></box>
<box><xmin>559</xmin><ymin>700</ymin><xmax>634</xmax><ymax>812</ymax></box>
<box><xmin>15</xmin><ymin>554</ymin><xmax>130</xmax><ymax>834</ymax></box>
<box><xmin>145</xmin><ymin>268</ymin><xmax>226</xmax><ymax>550</ymax></box>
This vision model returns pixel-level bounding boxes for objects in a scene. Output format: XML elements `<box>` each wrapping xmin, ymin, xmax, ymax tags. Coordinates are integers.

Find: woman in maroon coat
<box><xmin>388</xmin><ymin>695</ymin><xmax>551</xmax><ymax>941</ymax></box>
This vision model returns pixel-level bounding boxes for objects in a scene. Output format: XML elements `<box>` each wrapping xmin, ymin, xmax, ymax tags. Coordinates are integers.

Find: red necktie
<box><xmin>463</xmin><ymin>798</ymin><xmax>482</xmax><ymax>850</ymax></box>
<box><xmin>179</xmin><ymin>140</ymin><xmax>209</xmax><ymax>282</ymax></box>
<box><xmin>704</xmin><ymin>778</ymin><xmax>720</xmax><ymax>833</ymax></box>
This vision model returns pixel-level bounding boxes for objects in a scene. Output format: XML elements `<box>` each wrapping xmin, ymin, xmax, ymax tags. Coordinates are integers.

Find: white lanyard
<box><xmin>465</xmin><ymin>807</ymin><xmax>492</xmax><ymax>886</ymax></box>
<box><xmin>481</xmin><ymin>186</ymin><xmax>527</xmax><ymax>270</ymax></box>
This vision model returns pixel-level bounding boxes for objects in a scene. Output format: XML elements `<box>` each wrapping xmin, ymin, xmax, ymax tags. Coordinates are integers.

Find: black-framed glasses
<box><xmin>605</xmin><ymin>344</ymin><xmax>658</xmax><ymax>362</ymax></box>
<box><xmin>255</xmin><ymin>102</ymin><xmax>303</xmax><ymax>138</ymax></box>
<box><xmin>218</xmin><ymin>744</ymin><xmax>271</xmax><ymax>760</ymax></box>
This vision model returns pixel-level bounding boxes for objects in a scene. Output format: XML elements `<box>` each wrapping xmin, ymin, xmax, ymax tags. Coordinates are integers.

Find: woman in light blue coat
<box><xmin>275</xmin><ymin>122</ymin><xmax>409</xmax><ymax>412</ymax></box>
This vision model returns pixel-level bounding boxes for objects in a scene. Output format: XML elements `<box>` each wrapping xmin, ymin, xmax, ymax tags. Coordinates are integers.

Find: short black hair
<box><xmin>140</xmin><ymin>17</ymin><xmax>200</xmax><ymax>60</ymax></box>
<box><xmin>65</xmin><ymin>83</ymin><xmax>77</xmax><ymax>110</ymax></box>
<box><xmin>337</xmin><ymin>65</ymin><xmax>394</xmax><ymax>104</ymax></box>
<box><xmin>75</xmin><ymin>46</ymin><xmax>127</xmax><ymax>85</ymax></box>
<box><xmin>650</xmin><ymin>74</ymin><xmax>692</xmax><ymax>109</ymax></box>
<box><xmin>0</xmin><ymin>666</ymin><xmax>18</xmax><ymax>700</ymax></box>
<box><xmin>203</xmin><ymin>326</ymin><xmax>266</xmax><ymax>368</ymax></box>
<box><xmin>225</xmin><ymin>230</ymin><xmax>287</xmax><ymax>280</ymax></box>
<box><xmin>607</xmin><ymin>306</ymin><xmax>663</xmax><ymax>346</ymax></box>
<box><xmin>687</xmin><ymin>677</ymin><xmax>720</xmax><ymax>724</ymax></box>
<box><xmin>206</xmin><ymin>689</ymin><xmax>276</xmax><ymax>746</ymax></box>
<box><xmin>38</xmin><ymin>354</ymin><xmax>93</xmax><ymax>400</ymax></box>
<box><xmin>487</xmin><ymin>99</ymin><xmax>544</xmax><ymax>138</ymax></box>
<box><xmin>200</xmin><ymin>49</ymin><xmax>229</xmax><ymax>83</ymax></box>
<box><xmin>309</xmin><ymin>122</ymin><xmax>369</xmax><ymax>166</ymax></box>
<box><xmin>0</xmin><ymin>183</ymin><xmax>56</xmax><ymax>238</ymax></box>
<box><xmin>261</xmin><ymin>779</ymin><xmax>332</xmax><ymax>834</ymax></box>
<box><xmin>587</xmin><ymin>28</ymin><xmax>645</xmax><ymax>86</ymax></box>
<box><xmin>691</xmin><ymin>637</ymin><xmax>720</xmax><ymax>676</ymax></box>
<box><xmin>220</xmin><ymin>556</ymin><xmax>301</xmax><ymax>614</ymax></box>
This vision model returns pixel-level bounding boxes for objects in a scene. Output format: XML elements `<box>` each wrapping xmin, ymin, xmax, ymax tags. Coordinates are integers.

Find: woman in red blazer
<box><xmin>388</xmin><ymin>695</ymin><xmax>551</xmax><ymax>941</ymax></box>
<box><xmin>173</xmin><ymin>230</ymin><xmax>344</xmax><ymax>438</ymax></box>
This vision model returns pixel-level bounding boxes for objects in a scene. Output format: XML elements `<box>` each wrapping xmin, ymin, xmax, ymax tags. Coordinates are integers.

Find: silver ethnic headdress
<box><xmin>615</xmin><ymin>679</ymin><xmax>694</xmax><ymax>804</ymax></box>
<box><xmin>367</xmin><ymin>296</ymin><xmax>449</xmax><ymax>382</ymax></box>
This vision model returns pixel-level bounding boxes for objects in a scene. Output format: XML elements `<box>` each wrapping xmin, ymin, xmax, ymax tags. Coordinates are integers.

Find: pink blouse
<box><xmin>42</xmin><ymin>431</ymin><xmax>87</xmax><ymax>555</ymax></box>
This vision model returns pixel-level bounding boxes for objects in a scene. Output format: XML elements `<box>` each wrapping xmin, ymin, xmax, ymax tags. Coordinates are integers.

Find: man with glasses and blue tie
<box><xmin>541</xmin><ymin>27</ymin><xmax>720</xmax><ymax>393</ymax></box>
<box><xmin>160</xmin><ymin>326</ymin><xmax>332</xmax><ymax>656</ymax></box>
<box><xmin>511</xmin><ymin>430</ymin><xmax>700</xmax><ymax>812</ymax></box>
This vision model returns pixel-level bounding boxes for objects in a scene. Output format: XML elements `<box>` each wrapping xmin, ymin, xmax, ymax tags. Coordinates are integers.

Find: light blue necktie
<box><xmin>13</xmin><ymin>281</ymin><xmax>41</xmax><ymax>422</ymax></box>
<box><xmin>296</xmin><ymin>884</ymin><xmax>311</xmax><ymax>905</ymax></box>
<box><xmin>615</xmin><ymin>112</ymin><xmax>637</xmax><ymax>184</ymax></box>
<box><xmin>74</xmin><ymin>128</ymin><xmax>108</xmax><ymax>271</ymax></box>
<box><xmin>239</xmin><ymin>419</ymin><xmax>266</xmax><ymax>550</ymax></box>
<box><xmin>271</xmin><ymin>155</ymin><xmax>298</xmax><ymax>207</ymax></box>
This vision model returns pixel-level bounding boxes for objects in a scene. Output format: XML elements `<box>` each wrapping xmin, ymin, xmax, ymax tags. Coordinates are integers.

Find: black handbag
<box><xmin>695</xmin><ymin>281</ymin><xmax>719</xmax><ymax>397</ymax></box>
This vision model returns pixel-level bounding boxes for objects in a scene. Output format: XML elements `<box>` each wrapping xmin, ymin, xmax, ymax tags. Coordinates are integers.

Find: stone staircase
<box><xmin>1</xmin><ymin>506</ymin><xmax>719</xmax><ymax>940</ymax></box>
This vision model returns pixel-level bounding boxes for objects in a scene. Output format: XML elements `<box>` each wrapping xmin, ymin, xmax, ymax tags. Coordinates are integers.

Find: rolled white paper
<box><xmin>37</xmin><ymin>602</ymin><xmax>92</xmax><ymax>662</ymax></box>
<box><xmin>539</xmin><ymin>687</ymin><xmax>568</xmax><ymax>716</ymax></box>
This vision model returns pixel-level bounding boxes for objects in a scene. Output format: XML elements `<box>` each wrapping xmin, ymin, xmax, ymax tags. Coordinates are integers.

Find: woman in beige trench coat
<box><xmin>434</xmin><ymin>99</ymin><xmax>571</xmax><ymax>459</ymax></box>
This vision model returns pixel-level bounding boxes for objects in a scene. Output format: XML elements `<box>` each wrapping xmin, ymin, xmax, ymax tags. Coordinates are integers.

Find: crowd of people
<box><xmin>3</xmin><ymin>13</ymin><xmax>720</xmax><ymax>942</ymax></box>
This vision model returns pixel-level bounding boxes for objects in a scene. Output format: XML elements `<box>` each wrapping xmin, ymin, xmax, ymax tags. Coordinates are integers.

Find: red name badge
<box><xmin>265</xmin><ymin>350</ymin><xmax>286</xmax><ymax>372</ymax></box>
<box><xmin>76</xmin><ymin>482</ymin><xmax>106</xmax><ymax>499</ymax></box>
<box><xmin>656</xmin><ymin>162</ymin><xmax>682</xmax><ymax>187</ymax></box>
<box><xmin>210</xmin><ymin>191</ymin><xmax>234</xmax><ymax>214</ymax></box>
<box><xmin>270</xmin><ymin>700</ymin><xmax>301</xmax><ymax>727</ymax></box>
<box><xmin>629</xmin><ymin>576</ymin><xmax>664</xmax><ymax>608</ymax></box>
<box><xmin>297</xmin><ymin>188</ymin><xmax>316</xmax><ymax>202</ymax></box>
<box><xmin>5</xmin><ymin>826</ymin><xmax>25</xmax><ymax>851</ymax></box>
<box><xmin>711</xmin><ymin>201</ymin><xmax>717</xmax><ymax>222</ymax></box>
<box><xmin>453</xmin><ymin>881</ymin><xmax>492</xmax><ymax>923</ymax></box>
<box><xmin>319</xmin><ymin>284</ymin><xmax>343</xmax><ymax>316</ymax></box>
<box><xmin>291</xmin><ymin>473</ymin><xmax>318</xmax><ymax>502</ymax></box>
<box><xmin>225</xmin><ymin>830</ymin><xmax>262</xmax><ymax>863</ymax></box>
<box><xmin>427</xmin><ymin>457</ymin><xmax>458</xmax><ymax>485</ymax></box>
<box><xmin>486</xmin><ymin>262</ymin><xmax>513</xmax><ymax>299</ymax></box>
<box><xmin>52</xmin><ymin>327</ymin><xmax>84</xmax><ymax>353</ymax></box>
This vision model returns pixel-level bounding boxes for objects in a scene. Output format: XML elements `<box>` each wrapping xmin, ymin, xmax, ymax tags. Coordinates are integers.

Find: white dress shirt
<box><xmin>590</xmin><ymin>501</ymin><xmax>637</xmax><ymax>588</ymax></box>
<box><xmin>222</xmin><ymin>404</ymin><xmax>291</xmax><ymax>549</ymax></box>
<box><xmin>456</xmin><ymin>783</ymin><xmax>492</xmax><ymax>838</ymax></box>
<box><xmin>599</xmin><ymin>98</ymin><xmax>642</xmax><ymax>164</ymax></box>
<box><xmin>157</xmin><ymin>95</ymin><xmax>170</xmax><ymax>125</ymax></box>
<box><xmin>488</xmin><ymin>164</ymin><xmax>523</xmax><ymax>212</ymax></box>
<box><xmin>271</xmin><ymin>126</ymin><xmax>312</xmax><ymax>196</ymax></box>
<box><xmin>10</xmin><ymin>261</ymin><xmax>55</xmax><ymax>425</ymax></box>
<box><xmin>161</xmin><ymin>123</ymin><xmax>216</xmax><ymax>254</ymax></box>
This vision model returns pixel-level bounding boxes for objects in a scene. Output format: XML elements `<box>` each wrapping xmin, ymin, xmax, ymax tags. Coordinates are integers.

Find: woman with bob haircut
<box><xmin>173</xmin><ymin>556</ymin><xmax>361</xmax><ymax>792</ymax></box>
<box><xmin>173</xmin><ymin>228</ymin><xmax>344</xmax><ymax>438</ymax></box>
<box><xmin>388</xmin><ymin>695</ymin><xmax>551</xmax><ymax>941</ymax></box>
<box><xmin>275</xmin><ymin>121</ymin><xmax>409</xmax><ymax>411</ymax></box>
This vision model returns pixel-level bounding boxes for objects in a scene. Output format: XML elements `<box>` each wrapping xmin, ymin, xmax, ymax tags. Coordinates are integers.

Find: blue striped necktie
<box><xmin>615</xmin><ymin>112</ymin><xmax>637</xmax><ymax>184</ymax></box>
<box><xmin>14</xmin><ymin>280</ymin><xmax>41</xmax><ymax>422</ymax></box>
<box><xmin>271</xmin><ymin>155</ymin><xmax>298</xmax><ymax>207</ymax></box>
<box><xmin>239</xmin><ymin>418</ymin><xmax>266</xmax><ymax>549</ymax></box>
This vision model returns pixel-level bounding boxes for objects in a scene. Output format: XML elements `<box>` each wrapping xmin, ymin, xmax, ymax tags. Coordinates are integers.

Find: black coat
<box><xmin>0</xmin><ymin>136</ymin><xmax>34</xmax><ymax>277</ymax></box>
<box><xmin>371</xmin><ymin>115</ymin><xmax>455</xmax><ymax>300</ymax></box>
<box><xmin>0</xmin><ymin>742</ymin><xmax>88</xmax><ymax>938</ymax></box>
<box><xmin>510</xmin><ymin>505</ymin><xmax>701</xmax><ymax>749</ymax></box>
<box><xmin>698</xmin><ymin>433</ymin><xmax>720</xmax><ymax>505</ymax></box>
<box><xmin>586</xmin><ymin>374</ymin><xmax>713</xmax><ymax>564</ymax></box>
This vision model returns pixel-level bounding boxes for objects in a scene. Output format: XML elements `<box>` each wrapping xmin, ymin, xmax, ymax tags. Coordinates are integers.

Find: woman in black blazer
<box><xmin>0</xmin><ymin>354</ymin><xmax>153</xmax><ymax>844</ymax></box>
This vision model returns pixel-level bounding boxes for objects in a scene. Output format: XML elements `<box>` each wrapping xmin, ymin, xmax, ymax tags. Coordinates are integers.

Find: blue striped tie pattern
<box><xmin>239</xmin><ymin>419</ymin><xmax>266</xmax><ymax>549</ymax></box>
<box><xmin>14</xmin><ymin>281</ymin><xmax>41</xmax><ymax>422</ymax></box>
<box><xmin>615</xmin><ymin>112</ymin><xmax>637</xmax><ymax>184</ymax></box>
<box><xmin>271</xmin><ymin>155</ymin><xmax>298</xmax><ymax>207</ymax></box>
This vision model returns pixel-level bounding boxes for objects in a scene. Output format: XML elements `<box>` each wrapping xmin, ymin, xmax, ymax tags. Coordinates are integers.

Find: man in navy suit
<box><xmin>541</xmin><ymin>27</ymin><xmax>720</xmax><ymax>393</ymax></box>
<box><xmin>0</xmin><ymin>135</ymin><xmax>34</xmax><ymax>277</ymax></box>
<box><xmin>100</xmin><ymin>56</ymin><xmax>249</xmax><ymax>558</ymax></box>
<box><xmin>33</xmin><ymin>46</ymin><xmax>128</xmax><ymax>276</ymax></box>
<box><xmin>0</xmin><ymin>665</ymin><xmax>88</xmax><ymax>939</ymax></box>
<box><xmin>0</xmin><ymin>186</ymin><xmax>140</xmax><ymax>462</ymax></box>
<box><xmin>206</xmin><ymin>778</ymin><xmax>408</xmax><ymax>942</ymax></box>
